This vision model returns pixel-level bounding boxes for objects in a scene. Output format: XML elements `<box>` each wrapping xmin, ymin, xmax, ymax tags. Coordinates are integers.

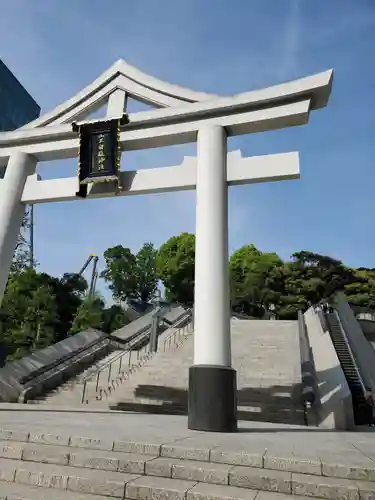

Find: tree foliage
<box><xmin>230</xmin><ymin>244</ymin><xmax>283</xmax><ymax>317</ymax></box>
<box><xmin>100</xmin><ymin>243</ymin><xmax>158</xmax><ymax>303</ymax></box>
<box><xmin>0</xmin><ymin>269</ymin><xmax>59</xmax><ymax>360</ymax></box>
<box><xmin>156</xmin><ymin>233</ymin><xmax>195</xmax><ymax>305</ymax></box>
<box><xmin>2</xmin><ymin>227</ymin><xmax>375</xmax><ymax>364</ymax></box>
<box><xmin>69</xmin><ymin>295</ymin><xmax>105</xmax><ymax>335</ymax></box>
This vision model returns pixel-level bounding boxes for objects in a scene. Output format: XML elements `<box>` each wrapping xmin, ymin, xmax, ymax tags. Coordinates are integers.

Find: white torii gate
<box><xmin>0</xmin><ymin>60</ymin><xmax>333</xmax><ymax>432</ymax></box>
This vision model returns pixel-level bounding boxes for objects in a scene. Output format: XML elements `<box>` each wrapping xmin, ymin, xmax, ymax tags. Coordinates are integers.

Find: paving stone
<box><xmin>256</xmin><ymin>492</ymin><xmax>308</xmax><ymax>500</ymax></box>
<box><xmin>69</xmin><ymin>449</ymin><xmax>119</xmax><ymax>471</ymax></box>
<box><xmin>67</xmin><ymin>475</ymin><xmax>124</xmax><ymax>498</ymax></box>
<box><xmin>264</xmin><ymin>452</ymin><xmax>322</xmax><ymax>476</ymax></box>
<box><xmin>171</xmin><ymin>458</ymin><xmax>233</xmax><ymax>485</ymax></box>
<box><xmin>0</xmin><ymin>457</ymin><xmax>17</xmax><ymax>482</ymax></box>
<box><xmin>187</xmin><ymin>481</ymin><xmax>258</xmax><ymax>500</ymax></box>
<box><xmin>67</xmin><ymin>467</ymin><xmax>139</xmax><ymax>498</ymax></box>
<box><xmin>113</xmin><ymin>440</ymin><xmax>161</xmax><ymax>456</ymax></box>
<box><xmin>28</xmin><ymin>431</ymin><xmax>70</xmax><ymax>447</ymax></box>
<box><xmin>0</xmin><ymin>428</ymin><xmax>29</xmax><ymax>442</ymax></box>
<box><xmin>356</xmin><ymin>481</ymin><xmax>375</xmax><ymax>500</ymax></box>
<box><xmin>229</xmin><ymin>466</ymin><xmax>291</xmax><ymax>494</ymax></box>
<box><xmin>322</xmin><ymin>457</ymin><xmax>375</xmax><ymax>482</ymax></box>
<box><xmin>145</xmin><ymin>457</ymin><xmax>173</xmax><ymax>477</ymax></box>
<box><xmin>0</xmin><ymin>440</ymin><xmax>23</xmax><ymax>460</ymax></box>
<box><xmin>210</xmin><ymin>448</ymin><xmax>264</xmax><ymax>467</ymax></box>
<box><xmin>15</xmin><ymin>464</ymin><xmax>68</xmax><ymax>490</ymax></box>
<box><xmin>118</xmin><ymin>453</ymin><xmax>155</xmax><ymax>474</ymax></box>
<box><xmin>22</xmin><ymin>442</ymin><xmax>70</xmax><ymax>465</ymax></box>
<box><xmin>0</xmin><ymin>480</ymin><xmax>115</xmax><ymax>499</ymax></box>
<box><xmin>291</xmin><ymin>471</ymin><xmax>360</xmax><ymax>500</ymax></box>
<box><xmin>161</xmin><ymin>443</ymin><xmax>211</xmax><ymax>461</ymax></box>
<box><xmin>4</xmin><ymin>453</ymin><xmax>140</xmax><ymax>497</ymax></box>
<box><xmin>126</xmin><ymin>475</ymin><xmax>197</xmax><ymax>500</ymax></box>
<box><xmin>69</xmin><ymin>435</ymin><xmax>114</xmax><ymax>451</ymax></box>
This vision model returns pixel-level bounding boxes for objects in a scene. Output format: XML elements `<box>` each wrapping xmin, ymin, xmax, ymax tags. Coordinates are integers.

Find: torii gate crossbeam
<box><xmin>0</xmin><ymin>60</ymin><xmax>333</xmax><ymax>433</ymax></box>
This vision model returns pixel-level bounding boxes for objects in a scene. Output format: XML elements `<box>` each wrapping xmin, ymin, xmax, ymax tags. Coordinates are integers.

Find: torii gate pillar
<box><xmin>0</xmin><ymin>152</ymin><xmax>36</xmax><ymax>302</ymax></box>
<box><xmin>189</xmin><ymin>125</ymin><xmax>236</xmax><ymax>431</ymax></box>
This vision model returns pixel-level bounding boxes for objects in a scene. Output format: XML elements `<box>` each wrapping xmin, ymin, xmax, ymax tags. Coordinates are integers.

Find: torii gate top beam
<box><xmin>0</xmin><ymin>60</ymin><xmax>333</xmax><ymax>168</ymax></box>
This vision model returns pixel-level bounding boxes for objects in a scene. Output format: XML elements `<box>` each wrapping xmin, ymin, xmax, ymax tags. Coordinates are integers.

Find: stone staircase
<box><xmin>30</xmin><ymin>348</ymin><xmax>148</xmax><ymax>407</ymax></box>
<box><xmin>0</xmin><ymin>423</ymin><xmax>373</xmax><ymax>499</ymax></box>
<box><xmin>102</xmin><ymin>320</ymin><xmax>304</xmax><ymax>425</ymax></box>
<box><xmin>30</xmin><ymin>324</ymin><xmax>191</xmax><ymax>408</ymax></box>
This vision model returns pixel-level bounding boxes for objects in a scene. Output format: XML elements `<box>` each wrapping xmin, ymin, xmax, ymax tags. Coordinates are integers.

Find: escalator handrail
<box><xmin>332</xmin><ymin>309</ymin><xmax>367</xmax><ymax>395</ymax></box>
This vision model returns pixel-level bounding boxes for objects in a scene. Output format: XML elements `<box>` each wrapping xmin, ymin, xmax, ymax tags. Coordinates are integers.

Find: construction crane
<box><xmin>78</xmin><ymin>254</ymin><xmax>99</xmax><ymax>298</ymax></box>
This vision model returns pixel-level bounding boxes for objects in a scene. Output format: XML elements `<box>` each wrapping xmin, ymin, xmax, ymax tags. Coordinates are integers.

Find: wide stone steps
<box><xmin>0</xmin><ymin>429</ymin><xmax>374</xmax><ymax>499</ymax></box>
<box><xmin>103</xmin><ymin>320</ymin><xmax>304</xmax><ymax>426</ymax></box>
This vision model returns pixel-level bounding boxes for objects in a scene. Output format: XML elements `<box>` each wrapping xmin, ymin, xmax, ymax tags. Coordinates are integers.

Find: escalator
<box><xmin>325</xmin><ymin>312</ymin><xmax>368</xmax><ymax>425</ymax></box>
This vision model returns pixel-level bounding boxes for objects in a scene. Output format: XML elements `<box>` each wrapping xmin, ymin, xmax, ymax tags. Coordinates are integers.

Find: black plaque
<box><xmin>72</xmin><ymin>114</ymin><xmax>128</xmax><ymax>198</ymax></box>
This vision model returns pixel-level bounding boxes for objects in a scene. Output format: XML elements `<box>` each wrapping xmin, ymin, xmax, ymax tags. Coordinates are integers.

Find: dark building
<box><xmin>0</xmin><ymin>59</ymin><xmax>40</xmax><ymax>132</ymax></box>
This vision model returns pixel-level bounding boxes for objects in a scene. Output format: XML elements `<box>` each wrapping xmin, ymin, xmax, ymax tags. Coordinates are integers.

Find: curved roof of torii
<box><xmin>19</xmin><ymin>58</ymin><xmax>334</xmax><ymax>131</ymax></box>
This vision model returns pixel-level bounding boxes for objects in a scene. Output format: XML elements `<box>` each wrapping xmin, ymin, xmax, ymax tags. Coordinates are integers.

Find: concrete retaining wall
<box><xmin>0</xmin><ymin>329</ymin><xmax>107</xmax><ymax>402</ymax></box>
<box><xmin>304</xmin><ymin>307</ymin><xmax>354</xmax><ymax>430</ymax></box>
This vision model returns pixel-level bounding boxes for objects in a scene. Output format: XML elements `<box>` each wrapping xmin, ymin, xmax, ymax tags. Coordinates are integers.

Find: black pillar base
<box><xmin>188</xmin><ymin>365</ymin><xmax>238</xmax><ymax>432</ymax></box>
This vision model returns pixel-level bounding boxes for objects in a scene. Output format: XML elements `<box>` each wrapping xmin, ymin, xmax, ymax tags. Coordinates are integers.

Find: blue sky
<box><xmin>1</xmin><ymin>0</ymin><xmax>375</xmax><ymax>301</ymax></box>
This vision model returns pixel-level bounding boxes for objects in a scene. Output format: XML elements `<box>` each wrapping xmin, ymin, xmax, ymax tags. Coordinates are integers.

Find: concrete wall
<box><xmin>0</xmin><ymin>332</ymin><xmax>111</xmax><ymax>402</ymax></box>
<box><xmin>304</xmin><ymin>307</ymin><xmax>354</xmax><ymax>430</ymax></box>
<box><xmin>358</xmin><ymin>319</ymin><xmax>375</xmax><ymax>342</ymax></box>
<box><xmin>334</xmin><ymin>293</ymin><xmax>375</xmax><ymax>392</ymax></box>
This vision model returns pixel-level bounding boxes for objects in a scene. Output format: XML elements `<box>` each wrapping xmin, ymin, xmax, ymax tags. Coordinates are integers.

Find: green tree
<box><xmin>344</xmin><ymin>267</ymin><xmax>375</xmax><ymax>310</ymax></box>
<box><xmin>157</xmin><ymin>233</ymin><xmax>195</xmax><ymax>305</ymax></box>
<box><xmin>291</xmin><ymin>251</ymin><xmax>357</xmax><ymax>304</ymax></box>
<box><xmin>37</xmin><ymin>272</ymin><xmax>87</xmax><ymax>343</ymax></box>
<box><xmin>101</xmin><ymin>305</ymin><xmax>130</xmax><ymax>333</ymax></box>
<box><xmin>230</xmin><ymin>244</ymin><xmax>283</xmax><ymax>317</ymax></box>
<box><xmin>268</xmin><ymin>251</ymin><xmax>361</xmax><ymax>319</ymax></box>
<box><xmin>0</xmin><ymin>270</ymin><xmax>59</xmax><ymax>360</ymax></box>
<box><xmin>136</xmin><ymin>243</ymin><xmax>158</xmax><ymax>302</ymax></box>
<box><xmin>101</xmin><ymin>243</ymin><xmax>158</xmax><ymax>303</ymax></box>
<box><xmin>100</xmin><ymin>245</ymin><xmax>138</xmax><ymax>301</ymax></box>
<box><xmin>69</xmin><ymin>295</ymin><xmax>105</xmax><ymax>334</ymax></box>
<box><xmin>0</xmin><ymin>267</ymin><xmax>87</xmax><ymax>361</ymax></box>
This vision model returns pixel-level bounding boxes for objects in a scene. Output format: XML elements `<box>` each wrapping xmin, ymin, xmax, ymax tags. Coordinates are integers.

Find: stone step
<box><xmin>0</xmin><ymin>428</ymin><xmax>372</xmax><ymax>483</ymax></box>
<box><xmin>0</xmin><ymin>434</ymin><xmax>374</xmax><ymax>500</ymax></box>
<box><xmin>0</xmin><ymin>456</ymin><xmax>140</xmax><ymax>497</ymax></box>
<box><xmin>0</xmin><ymin>480</ymin><xmax>114</xmax><ymax>499</ymax></box>
<box><xmin>0</xmin><ymin>450</ymin><xmax>373</xmax><ymax>500</ymax></box>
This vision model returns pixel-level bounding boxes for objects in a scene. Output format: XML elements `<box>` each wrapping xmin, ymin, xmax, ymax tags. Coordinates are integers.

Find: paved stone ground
<box><xmin>0</xmin><ymin>407</ymin><xmax>373</xmax><ymax>462</ymax></box>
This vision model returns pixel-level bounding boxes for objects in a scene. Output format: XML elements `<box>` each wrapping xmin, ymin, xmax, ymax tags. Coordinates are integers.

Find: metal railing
<box><xmin>163</xmin><ymin>319</ymin><xmax>193</xmax><ymax>352</ymax></box>
<box><xmin>80</xmin><ymin>333</ymin><xmax>151</xmax><ymax>403</ymax></box>
<box><xmin>81</xmin><ymin>313</ymin><xmax>193</xmax><ymax>404</ymax></box>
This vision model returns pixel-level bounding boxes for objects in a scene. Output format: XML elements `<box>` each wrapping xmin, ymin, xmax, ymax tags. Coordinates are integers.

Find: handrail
<box><xmin>80</xmin><ymin>330</ymin><xmax>148</xmax><ymax>382</ymax></box>
<box><xmin>83</xmin><ymin>331</ymin><xmax>148</xmax><ymax>383</ymax></box>
<box><xmin>81</xmin><ymin>313</ymin><xmax>193</xmax><ymax>403</ymax></box>
<box><xmin>162</xmin><ymin>311</ymin><xmax>193</xmax><ymax>351</ymax></box>
<box><xmin>333</xmin><ymin>309</ymin><xmax>367</xmax><ymax>395</ymax></box>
